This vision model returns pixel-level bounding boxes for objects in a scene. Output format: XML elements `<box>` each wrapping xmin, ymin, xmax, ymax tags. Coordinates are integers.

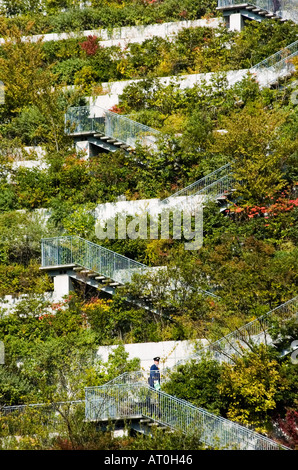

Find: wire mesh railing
<box><xmin>251</xmin><ymin>39</ymin><xmax>298</xmax><ymax>86</ymax></box>
<box><xmin>0</xmin><ymin>400</ymin><xmax>85</xmax><ymax>442</ymax></box>
<box><xmin>252</xmin><ymin>40</ymin><xmax>298</xmax><ymax>70</ymax></box>
<box><xmin>163</xmin><ymin>163</ymin><xmax>234</xmax><ymax>202</ymax></box>
<box><xmin>41</xmin><ymin>236</ymin><xmax>148</xmax><ymax>285</ymax></box>
<box><xmin>176</xmin><ymin>296</ymin><xmax>298</xmax><ymax>366</ymax></box>
<box><xmin>217</xmin><ymin>1</ymin><xmax>286</xmax><ymax>16</ymax></box>
<box><xmin>65</xmin><ymin>105</ymin><xmax>160</xmax><ymax>150</ymax></box>
<box><xmin>84</xmin><ymin>381</ymin><xmax>289</xmax><ymax>450</ymax></box>
<box><xmin>41</xmin><ymin>236</ymin><xmax>222</xmax><ymax>301</ymax></box>
<box><xmin>217</xmin><ymin>1</ymin><xmax>298</xmax><ymax>23</ymax></box>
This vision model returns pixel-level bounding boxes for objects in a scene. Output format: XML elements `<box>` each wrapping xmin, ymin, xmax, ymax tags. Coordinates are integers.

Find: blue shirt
<box><xmin>149</xmin><ymin>363</ymin><xmax>160</xmax><ymax>388</ymax></box>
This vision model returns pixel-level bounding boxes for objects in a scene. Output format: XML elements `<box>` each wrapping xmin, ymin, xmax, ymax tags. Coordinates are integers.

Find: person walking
<box><xmin>149</xmin><ymin>356</ymin><xmax>161</xmax><ymax>390</ymax></box>
<box><xmin>146</xmin><ymin>356</ymin><xmax>162</xmax><ymax>419</ymax></box>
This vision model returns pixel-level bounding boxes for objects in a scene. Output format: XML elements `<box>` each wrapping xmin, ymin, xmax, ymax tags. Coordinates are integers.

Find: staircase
<box><xmin>40</xmin><ymin>235</ymin><xmax>218</xmax><ymax>299</ymax></box>
<box><xmin>217</xmin><ymin>1</ymin><xmax>298</xmax><ymax>25</ymax></box>
<box><xmin>176</xmin><ymin>296</ymin><xmax>298</xmax><ymax>366</ymax></box>
<box><xmin>84</xmin><ymin>371</ymin><xmax>290</xmax><ymax>450</ymax></box>
<box><xmin>84</xmin><ymin>296</ymin><xmax>297</xmax><ymax>449</ymax></box>
<box><xmin>65</xmin><ymin>104</ymin><xmax>160</xmax><ymax>153</ymax></box>
<box><xmin>40</xmin><ymin>235</ymin><xmax>149</xmax><ymax>294</ymax></box>
<box><xmin>251</xmin><ymin>39</ymin><xmax>298</xmax><ymax>87</ymax></box>
<box><xmin>162</xmin><ymin>163</ymin><xmax>236</xmax><ymax>211</ymax></box>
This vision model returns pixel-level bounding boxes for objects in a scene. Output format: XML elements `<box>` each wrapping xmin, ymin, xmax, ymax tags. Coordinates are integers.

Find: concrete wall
<box><xmin>0</xmin><ymin>292</ymin><xmax>56</xmax><ymax>315</ymax></box>
<box><xmin>0</xmin><ymin>18</ymin><xmax>221</xmax><ymax>48</ymax></box>
<box><xmin>90</xmin><ymin>62</ymin><xmax>293</xmax><ymax>111</ymax></box>
<box><xmin>96</xmin><ymin>338</ymin><xmax>208</xmax><ymax>373</ymax></box>
<box><xmin>91</xmin><ymin>69</ymin><xmax>249</xmax><ymax>110</ymax></box>
<box><xmin>95</xmin><ymin>195</ymin><xmax>205</xmax><ymax>225</ymax></box>
<box><xmin>229</xmin><ymin>12</ymin><xmax>244</xmax><ymax>32</ymax></box>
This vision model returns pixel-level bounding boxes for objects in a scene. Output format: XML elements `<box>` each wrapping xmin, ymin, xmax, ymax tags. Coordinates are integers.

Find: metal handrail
<box><xmin>252</xmin><ymin>40</ymin><xmax>298</xmax><ymax>70</ymax></box>
<box><xmin>217</xmin><ymin>1</ymin><xmax>280</xmax><ymax>14</ymax></box>
<box><xmin>217</xmin><ymin>1</ymin><xmax>297</xmax><ymax>20</ymax></box>
<box><xmin>65</xmin><ymin>104</ymin><xmax>161</xmax><ymax>150</ymax></box>
<box><xmin>177</xmin><ymin>296</ymin><xmax>298</xmax><ymax>366</ymax></box>
<box><xmin>41</xmin><ymin>235</ymin><xmax>148</xmax><ymax>285</ymax></box>
<box><xmin>163</xmin><ymin>163</ymin><xmax>232</xmax><ymax>201</ymax></box>
<box><xmin>41</xmin><ymin>236</ymin><xmax>220</xmax><ymax>298</ymax></box>
<box><xmin>250</xmin><ymin>40</ymin><xmax>298</xmax><ymax>86</ymax></box>
<box><xmin>84</xmin><ymin>381</ymin><xmax>289</xmax><ymax>450</ymax></box>
<box><xmin>85</xmin><ymin>297</ymin><xmax>296</xmax><ymax>450</ymax></box>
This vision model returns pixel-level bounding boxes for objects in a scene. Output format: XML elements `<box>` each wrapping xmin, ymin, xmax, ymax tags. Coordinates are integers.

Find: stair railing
<box><xmin>65</xmin><ymin>104</ymin><xmax>161</xmax><ymax>150</ymax></box>
<box><xmin>162</xmin><ymin>163</ymin><xmax>234</xmax><ymax>203</ymax></box>
<box><xmin>176</xmin><ymin>296</ymin><xmax>298</xmax><ymax>366</ymax></box>
<box><xmin>84</xmin><ymin>380</ymin><xmax>289</xmax><ymax>450</ymax></box>
<box><xmin>41</xmin><ymin>235</ymin><xmax>148</xmax><ymax>285</ymax></box>
<box><xmin>251</xmin><ymin>39</ymin><xmax>298</xmax><ymax>86</ymax></box>
<box><xmin>217</xmin><ymin>1</ymin><xmax>297</xmax><ymax>20</ymax></box>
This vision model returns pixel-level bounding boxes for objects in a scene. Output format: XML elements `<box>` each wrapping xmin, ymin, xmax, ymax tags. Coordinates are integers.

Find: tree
<box><xmin>163</xmin><ymin>355</ymin><xmax>224</xmax><ymax>415</ymax></box>
<box><xmin>0</xmin><ymin>22</ymin><xmax>51</xmax><ymax>115</ymax></box>
<box><xmin>276</xmin><ymin>409</ymin><xmax>298</xmax><ymax>450</ymax></box>
<box><xmin>209</xmin><ymin>106</ymin><xmax>289</xmax><ymax>205</ymax></box>
<box><xmin>217</xmin><ymin>345</ymin><xmax>286</xmax><ymax>434</ymax></box>
<box><xmin>0</xmin><ymin>22</ymin><xmax>81</xmax><ymax>152</ymax></box>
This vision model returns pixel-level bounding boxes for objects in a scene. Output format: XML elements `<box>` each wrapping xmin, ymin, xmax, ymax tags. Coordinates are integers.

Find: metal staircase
<box><xmin>162</xmin><ymin>163</ymin><xmax>235</xmax><ymax>210</ymax></box>
<box><xmin>84</xmin><ymin>372</ymin><xmax>290</xmax><ymax>450</ymax></box>
<box><xmin>84</xmin><ymin>296</ymin><xmax>296</xmax><ymax>449</ymax></box>
<box><xmin>40</xmin><ymin>235</ymin><xmax>218</xmax><ymax>299</ymax></box>
<box><xmin>175</xmin><ymin>296</ymin><xmax>298</xmax><ymax>366</ymax></box>
<box><xmin>217</xmin><ymin>1</ymin><xmax>298</xmax><ymax>24</ymax></box>
<box><xmin>65</xmin><ymin>104</ymin><xmax>160</xmax><ymax>153</ymax></box>
<box><xmin>40</xmin><ymin>235</ymin><xmax>149</xmax><ymax>294</ymax></box>
<box><xmin>251</xmin><ymin>39</ymin><xmax>298</xmax><ymax>87</ymax></box>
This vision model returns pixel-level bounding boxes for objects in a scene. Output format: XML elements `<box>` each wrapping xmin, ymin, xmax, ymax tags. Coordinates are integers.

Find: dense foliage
<box><xmin>0</xmin><ymin>0</ymin><xmax>218</xmax><ymax>33</ymax></box>
<box><xmin>0</xmin><ymin>1</ymin><xmax>297</xmax><ymax>449</ymax></box>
